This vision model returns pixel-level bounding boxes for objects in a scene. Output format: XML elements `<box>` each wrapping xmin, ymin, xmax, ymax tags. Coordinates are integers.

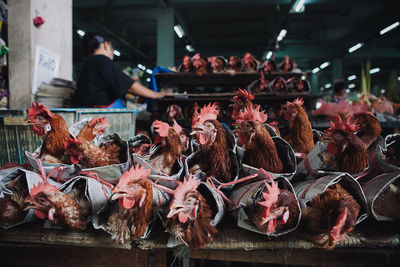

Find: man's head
<box><xmin>83</xmin><ymin>33</ymin><xmax>114</xmax><ymax>60</ymax></box>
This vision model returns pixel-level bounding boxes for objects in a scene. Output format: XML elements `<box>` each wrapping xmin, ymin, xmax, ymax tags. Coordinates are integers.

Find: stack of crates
<box><xmin>0</xmin><ymin>108</ymin><xmax>137</xmax><ymax>166</ymax></box>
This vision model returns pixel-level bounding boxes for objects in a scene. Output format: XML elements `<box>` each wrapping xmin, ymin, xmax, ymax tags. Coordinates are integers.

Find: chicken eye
<box><xmin>333</xmin><ymin>133</ymin><xmax>344</xmax><ymax>140</ymax></box>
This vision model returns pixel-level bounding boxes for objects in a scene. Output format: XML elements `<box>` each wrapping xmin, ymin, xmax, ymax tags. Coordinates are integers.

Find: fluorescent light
<box><xmin>77</xmin><ymin>29</ymin><xmax>85</xmax><ymax>37</ymax></box>
<box><xmin>266</xmin><ymin>51</ymin><xmax>273</xmax><ymax>60</ymax></box>
<box><xmin>346</xmin><ymin>89</ymin><xmax>350</xmax><ymax>93</ymax></box>
<box><xmin>381</xmin><ymin>89</ymin><xmax>386</xmax><ymax>94</ymax></box>
<box><xmin>369</xmin><ymin>67</ymin><xmax>380</xmax><ymax>74</ymax></box>
<box><xmin>301</xmin><ymin>75</ymin><xmax>306</xmax><ymax>80</ymax></box>
<box><xmin>146</xmin><ymin>69</ymin><xmax>153</xmax><ymax>75</ymax></box>
<box><xmin>348</xmin><ymin>83</ymin><xmax>355</xmax><ymax>89</ymax></box>
<box><xmin>380</xmin><ymin>21</ymin><xmax>399</xmax><ymax>35</ymax></box>
<box><xmin>312</xmin><ymin>67</ymin><xmax>320</xmax><ymax>73</ymax></box>
<box><xmin>146</xmin><ymin>78</ymin><xmax>151</xmax><ymax>82</ymax></box>
<box><xmin>277</xmin><ymin>29</ymin><xmax>287</xmax><ymax>42</ymax></box>
<box><xmin>348</xmin><ymin>43</ymin><xmax>363</xmax><ymax>53</ymax></box>
<box><xmin>137</xmin><ymin>64</ymin><xmax>146</xmax><ymax>70</ymax></box>
<box><xmin>316</xmin><ymin>101</ymin><xmax>322</xmax><ymax>109</ymax></box>
<box><xmin>293</xmin><ymin>0</ymin><xmax>306</xmax><ymax>12</ymax></box>
<box><xmin>113</xmin><ymin>50</ymin><xmax>120</xmax><ymax>56</ymax></box>
<box><xmin>174</xmin><ymin>25</ymin><xmax>185</xmax><ymax>38</ymax></box>
<box><xmin>398</xmin><ymin>76</ymin><xmax>400</xmax><ymax>81</ymax></box>
<box><xmin>185</xmin><ymin>45</ymin><xmax>194</xmax><ymax>52</ymax></box>
<box><xmin>325</xmin><ymin>83</ymin><xmax>331</xmax><ymax>88</ymax></box>
<box><xmin>320</xmin><ymin>61</ymin><xmax>330</xmax><ymax>69</ymax></box>
<box><xmin>347</xmin><ymin>75</ymin><xmax>356</xmax><ymax>81</ymax></box>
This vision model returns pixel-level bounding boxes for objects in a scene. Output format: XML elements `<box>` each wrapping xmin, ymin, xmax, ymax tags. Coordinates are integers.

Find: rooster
<box><xmin>179</xmin><ymin>55</ymin><xmax>193</xmax><ymax>73</ymax></box>
<box><xmin>76</xmin><ymin>117</ymin><xmax>111</xmax><ymax>142</ymax></box>
<box><xmin>278</xmin><ymin>56</ymin><xmax>296</xmax><ymax>72</ymax></box>
<box><xmin>302</xmin><ymin>183</ymin><xmax>360</xmax><ymax>249</ymax></box>
<box><xmin>26</xmin><ymin>102</ymin><xmax>71</xmax><ymax>163</ymax></box>
<box><xmin>227</xmin><ymin>56</ymin><xmax>242</xmax><ymax>72</ymax></box>
<box><xmin>353</xmin><ymin>112</ymin><xmax>382</xmax><ymax>149</ymax></box>
<box><xmin>64</xmin><ymin>137</ymin><xmax>120</xmax><ymax>168</ymax></box>
<box><xmin>320</xmin><ymin>115</ymin><xmax>368</xmax><ymax>174</ymax></box>
<box><xmin>164</xmin><ymin>175</ymin><xmax>217</xmax><ymax>249</ymax></box>
<box><xmin>191</xmin><ymin>53</ymin><xmax>210</xmax><ymax>76</ymax></box>
<box><xmin>208</xmin><ymin>56</ymin><xmax>225</xmax><ymax>73</ymax></box>
<box><xmin>149</xmin><ymin>120</ymin><xmax>184</xmax><ymax>176</ymax></box>
<box><xmin>241</xmin><ymin>53</ymin><xmax>260</xmax><ymax>72</ymax></box>
<box><xmin>0</xmin><ymin>179</ymin><xmax>29</xmax><ymax>226</ymax></box>
<box><xmin>234</xmin><ymin>105</ymin><xmax>283</xmax><ymax>173</ymax></box>
<box><xmin>270</xmin><ymin>77</ymin><xmax>287</xmax><ymax>92</ymax></box>
<box><xmin>231</xmin><ymin>89</ymin><xmax>255</xmax><ymax>121</ymax></box>
<box><xmin>129</xmin><ymin>135</ymin><xmax>153</xmax><ymax>157</ymax></box>
<box><xmin>191</xmin><ymin>103</ymin><xmax>233</xmax><ymax>183</ymax></box>
<box><xmin>246</xmin><ymin>174</ymin><xmax>299</xmax><ymax>234</ymax></box>
<box><xmin>25</xmin><ymin>180</ymin><xmax>86</xmax><ymax>230</ymax></box>
<box><xmin>281</xmin><ymin>98</ymin><xmax>314</xmax><ymax>154</ymax></box>
<box><xmin>373</xmin><ymin>179</ymin><xmax>400</xmax><ymax>221</ymax></box>
<box><xmin>105</xmin><ymin>164</ymin><xmax>153</xmax><ymax>244</ymax></box>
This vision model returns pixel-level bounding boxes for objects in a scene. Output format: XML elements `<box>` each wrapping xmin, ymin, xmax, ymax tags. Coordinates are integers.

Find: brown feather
<box><xmin>284</xmin><ymin>105</ymin><xmax>314</xmax><ymax>154</ymax></box>
<box><xmin>41</xmin><ymin>114</ymin><xmax>70</xmax><ymax>159</ymax></box>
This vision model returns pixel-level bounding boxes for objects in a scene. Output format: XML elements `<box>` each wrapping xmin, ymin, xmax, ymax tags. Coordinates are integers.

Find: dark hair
<box><xmin>83</xmin><ymin>32</ymin><xmax>112</xmax><ymax>56</ymax></box>
<box><xmin>334</xmin><ymin>80</ymin><xmax>346</xmax><ymax>94</ymax></box>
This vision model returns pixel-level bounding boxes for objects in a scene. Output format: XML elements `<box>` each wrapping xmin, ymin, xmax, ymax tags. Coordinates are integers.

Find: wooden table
<box><xmin>1</xmin><ymin>219</ymin><xmax>399</xmax><ymax>267</ymax></box>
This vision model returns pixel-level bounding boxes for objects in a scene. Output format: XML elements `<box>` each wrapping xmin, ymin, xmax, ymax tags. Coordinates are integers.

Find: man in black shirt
<box><xmin>73</xmin><ymin>34</ymin><xmax>166</xmax><ymax>108</ymax></box>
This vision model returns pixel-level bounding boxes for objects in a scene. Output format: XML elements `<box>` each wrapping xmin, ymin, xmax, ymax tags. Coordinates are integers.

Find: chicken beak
<box><xmin>167</xmin><ymin>202</ymin><xmax>184</xmax><ymax>218</ymax></box>
<box><xmin>260</xmin><ymin>206</ymin><xmax>286</xmax><ymax>225</ymax></box>
<box><xmin>190</xmin><ymin>126</ymin><xmax>205</xmax><ymax>136</ymax></box>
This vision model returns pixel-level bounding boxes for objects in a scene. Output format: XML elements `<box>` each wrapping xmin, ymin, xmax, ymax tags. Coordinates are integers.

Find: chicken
<box><xmin>231</xmin><ymin>89</ymin><xmax>255</xmax><ymax>121</ymax></box>
<box><xmin>26</xmin><ymin>102</ymin><xmax>70</xmax><ymax>163</ymax></box>
<box><xmin>286</xmin><ymin>77</ymin><xmax>305</xmax><ymax>93</ymax></box>
<box><xmin>63</xmin><ymin>137</ymin><xmax>120</xmax><ymax>168</ymax></box>
<box><xmin>234</xmin><ymin>105</ymin><xmax>283</xmax><ymax>173</ymax></box>
<box><xmin>191</xmin><ymin>103</ymin><xmax>233</xmax><ymax>183</ymax></box>
<box><xmin>353</xmin><ymin>112</ymin><xmax>382</xmax><ymax>149</ymax></box>
<box><xmin>179</xmin><ymin>55</ymin><xmax>193</xmax><ymax>73</ymax></box>
<box><xmin>261</xmin><ymin>60</ymin><xmax>276</xmax><ymax>73</ymax></box>
<box><xmin>320</xmin><ymin>115</ymin><xmax>368</xmax><ymax>174</ymax></box>
<box><xmin>164</xmin><ymin>175</ymin><xmax>217</xmax><ymax>249</ymax></box>
<box><xmin>0</xmin><ymin>179</ymin><xmax>28</xmax><ymax>226</ymax></box>
<box><xmin>246</xmin><ymin>175</ymin><xmax>299</xmax><ymax>234</ymax></box>
<box><xmin>208</xmin><ymin>56</ymin><xmax>225</xmax><ymax>73</ymax></box>
<box><xmin>278</xmin><ymin>56</ymin><xmax>296</xmax><ymax>71</ymax></box>
<box><xmin>104</xmin><ymin>164</ymin><xmax>153</xmax><ymax>244</ymax></box>
<box><xmin>76</xmin><ymin>117</ymin><xmax>111</xmax><ymax>142</ymax></box>
<box><xmin>149</xmin><ymin>120</ymin><xmax>184</xmax><ymax>176</ymax></box>
<box><xmin>270</xmin><ymin>77</ymin><xmax>287</xmax><ymax>92</ymax></box>
<box><xmin>227</xmin><ymin>56</ymin><xmax>242</xmax><ymax>72</ymax></box>
<box><xmin>281</xmin><ymin>98</ymin><xmax>314</xmax><ymax>154</ymax></box>
<box><xmin>241</xmin><ymin>52</ymin><xmax>259</xmax><ymax>72</ymax></box>
<box><xmin>191</xmin><ymin>53</ymin><xmax>210</xmax><ymax>76</ymax></box>
<box><xmin>302</xmin><ymin>183</ymin><xmax>360</xmax><ymax>249</ymax></box>
<box><xmin>25</xmin><ymin>181</ymin><xmax>86</xmax><ymax>230</ymax></box>
<box><xmin>373</xmin><ymin>180</ymin><xmax>400</xmax><ymax>221</ymax></box>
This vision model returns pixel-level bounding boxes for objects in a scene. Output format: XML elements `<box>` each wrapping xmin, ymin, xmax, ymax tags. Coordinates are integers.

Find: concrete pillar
<box><xmin>331</xmin><ymin>58</ymin><xmax>343</xmax><ymax>82</ymax></box>
<box><xmin>8</xmin><ymin>0</ymin><xmax>72</xmax><ymax>109</ymax></box>
<box><xmin>311</xmin><ymin>72</ymin><xmax>319</xmax><ymax>94</ymax></box>
<box><xmin>156</xmin><ymin>7</ymin><xmax>174</xmax><ymax>67</ymax></box>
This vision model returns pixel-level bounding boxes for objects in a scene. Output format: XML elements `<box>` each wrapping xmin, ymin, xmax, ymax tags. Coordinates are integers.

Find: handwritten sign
<box><xmin>32</xmin><ymin>45</ymin><xmax>59</xmax><ymax>95</ymax></box>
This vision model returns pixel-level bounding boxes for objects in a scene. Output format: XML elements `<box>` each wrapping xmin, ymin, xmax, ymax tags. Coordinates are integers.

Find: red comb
<box><xmin>88</xmin><ymin>117</ymin><xmax>108</xmax><ymax>127</ymax></box>
<box><xmin>326</xmin><ymin>115</ymin><xmax>360</xmax><ymax>133</ymax></box>
<box><xmin>258</xmin><ymin>176</ymin><xmax>280</xmax><ymax>216</ymax></box>
<box><xmin>64</xmin><ymin>138</ymin><xmax>82</xmax><ymax>149</ymax></box>
<box><xmin>236</xmin><ymin>105</ymin><xmax>268</xmax><ymax>123</ymax></box>
<box><xmin>153</xmin><ymin>120</ymin><xmax>170</xmax><ymax>138</ymax></box>
<box><xmin>192</xmin><ymin>102</ymin><xmax>219</xmax><ymax>125</ymax></box>
<box><xmin>172</xmin><ymin>119</ymin><xmax>182</xmax><ymax>135</ymax></box>
<box><xmin>118</xmin><ymin>163</ymin><xmax>151</xmax><ymax>187</ymax></box>
<box><xmin>243</xmin><ymin>52</ymin><xmax>251</xmax><ymax>60</ymax></box>
<box><xmin>30</xmin><ymin>181</ymin><xmax>58</xmax><ymax>198</ymax></box>
<box><xmin>174</xmin><ymin>175</ymin><xmax>200</xmax><ymax>202</ymax></box>
<box><xmin>329</xmin><ymin>207</ymin><xmax>348</xmax><ymax>242</ymax></box>
<box><xmin>292</xmin><ymin>97</ymin><xmax>304</xmax><ymax>106</ymax></box>
<box><xmin>28</xmin><ymin>101</ymin><xmax>54</xmax><ymax>118</ymax></box>
<box><xmin>234</xmin><ymin>88</ymin><xmax>255</xmax><ymax>101</ymax></box>
<box><xmin>192</xmin><ymin>53</ymin><xmax>201</xmax><ymax>61</ymax></box>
